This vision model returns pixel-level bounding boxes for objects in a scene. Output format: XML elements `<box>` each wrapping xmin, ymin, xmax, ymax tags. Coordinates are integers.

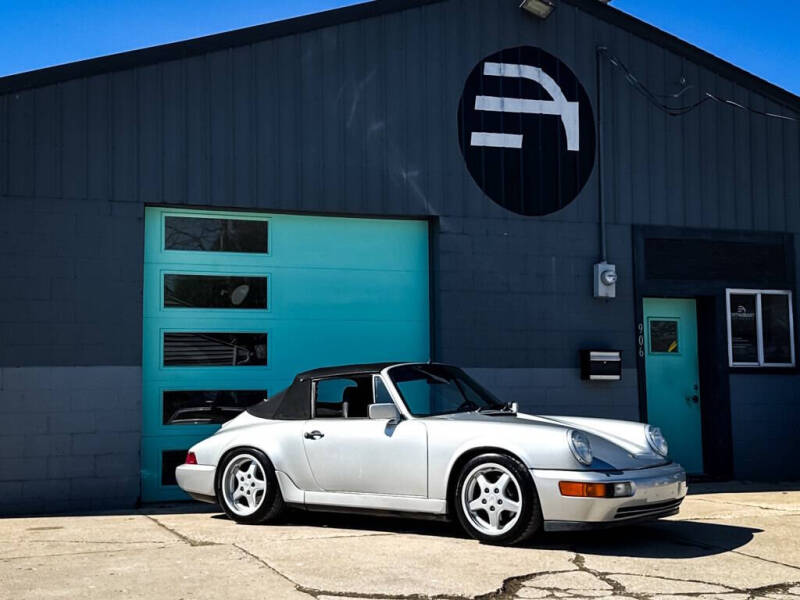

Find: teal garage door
<box><xmin>142</xmin><ymin>207</ymin><xmax>430</xmax><ymax>501</ymax></box>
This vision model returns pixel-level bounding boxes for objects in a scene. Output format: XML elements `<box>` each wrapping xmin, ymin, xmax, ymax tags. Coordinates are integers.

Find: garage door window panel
<box><xmin>164</xmin><ymin>274</ymin><xmax>268</xmax><ymax>309</ymax></box>
<box><xmin>163</xmin><ymin>332</ymin><xmax>268</xmax><ymax>366</ymax></box>
<box><xmin>164</xmin><ymin>216</ymin><xmax>268</xmax><ymax>253</ymax></box>
<box><xmin>163</xmin><ymin>390</ymin><xmax>267</xmax><ymax>425</ymax></box>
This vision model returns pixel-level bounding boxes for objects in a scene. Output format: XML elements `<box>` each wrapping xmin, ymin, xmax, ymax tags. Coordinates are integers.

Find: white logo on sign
<box><xmin>470</xmin><ymin>62</ymin><xmax>581</xmax><ymax>151</ymax></box>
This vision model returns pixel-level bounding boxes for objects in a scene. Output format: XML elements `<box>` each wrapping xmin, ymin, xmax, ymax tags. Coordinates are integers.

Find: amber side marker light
<box><xmin>559</xmin><ymin>481</ymin><xmax>634</xmax><ymax>498</ymax></box>
<box><xmin>185</xmin><ymin>452</ymin><xmax>198</xmax><ymax>465</ymax></box>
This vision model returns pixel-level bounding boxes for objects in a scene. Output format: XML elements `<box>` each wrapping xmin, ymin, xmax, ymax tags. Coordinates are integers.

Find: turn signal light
<box><xmin>185</xmin><ymin>452</ymin><xmax>197</xmax><ymax>465</ymax></box>
<box><xmin>559</xmin><ymin>481</ymin><xmax>633</xmax><ymax>498</ymax></box>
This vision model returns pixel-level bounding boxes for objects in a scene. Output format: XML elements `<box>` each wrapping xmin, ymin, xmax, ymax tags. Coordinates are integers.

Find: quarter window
<box><xmin>726</xmin><ymin>290</ymin><xmax>795</xmax><ymax>367</ymax></box>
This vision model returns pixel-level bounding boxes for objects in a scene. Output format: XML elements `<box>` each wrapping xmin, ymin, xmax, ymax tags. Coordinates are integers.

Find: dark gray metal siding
<box><xmin>1</xmin><ymin>0</ymin><xmax>798</xmax><ymax>370</ymax></box>
<box><xmin>0</xmin><ymin>0</ymin><xmax>799</xmax><ymax>495</ymax></box>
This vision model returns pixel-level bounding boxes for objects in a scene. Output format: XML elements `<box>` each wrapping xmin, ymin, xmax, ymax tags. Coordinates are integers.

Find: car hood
<box><xmin>427</xmin><ymin>411</ymin><xmax>669</xmax><ymax>470</ymax></box>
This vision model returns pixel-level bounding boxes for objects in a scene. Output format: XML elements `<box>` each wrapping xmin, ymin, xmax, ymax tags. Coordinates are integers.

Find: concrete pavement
<box><xmin>0</xmin><ymin>483</ymin><xmax>798</xmax><ymax>599</ymax></box>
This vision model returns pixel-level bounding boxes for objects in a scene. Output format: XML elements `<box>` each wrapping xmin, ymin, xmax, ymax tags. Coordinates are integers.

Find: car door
<box><xmin>301</xmin><ymin>375</ymin><xmax>428</xmax><ymax>496</ymax></box>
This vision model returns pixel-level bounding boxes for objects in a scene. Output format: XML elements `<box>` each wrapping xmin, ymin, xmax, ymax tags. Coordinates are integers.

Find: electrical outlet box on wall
<box><xmin>594</xmin><ymin>262</ymin><xmax>617</xmax><ymax>298</ymax></box>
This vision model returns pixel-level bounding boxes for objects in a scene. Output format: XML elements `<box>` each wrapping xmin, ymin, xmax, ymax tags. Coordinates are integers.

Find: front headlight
<box><xmin>567</xmin><ymin>430</ymin><xmax>593</xmax><ymax>466</ymax></box>
<box><xmin>646</xmin><ymin>425</ymin><xmax>669</xmax><ymax>456</ymax></box>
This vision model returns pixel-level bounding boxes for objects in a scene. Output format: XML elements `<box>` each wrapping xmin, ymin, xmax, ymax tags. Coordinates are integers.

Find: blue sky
<box><xmin>0</xmin><ymin>0</ymin><xmax>797</xmax><ymax>95</ymax></box>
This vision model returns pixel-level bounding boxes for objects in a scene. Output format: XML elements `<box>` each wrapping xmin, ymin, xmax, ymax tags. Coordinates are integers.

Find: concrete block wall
<box><xmin>729</xmin><ymin>374</ymin><xmax>800</xmax><ymax>481</ymax></box>
<box><xmin>0</xmin><ymin>367</ymin><xmax>141</xmax><ymax>515</ymax></box>
<box><xmin>434</xmin><ymin>219</ymin><xmax>636</xmax><ymax>371</ymax></box>
<box><xmin>0</xmin><ymin>196</ymin><xmax>143</xmax><ymax>367</ymax></box>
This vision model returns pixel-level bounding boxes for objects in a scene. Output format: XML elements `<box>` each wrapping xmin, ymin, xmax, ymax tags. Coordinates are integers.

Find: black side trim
<box><xmin>286</xmin><ymin>503</ymin><xmax>451</xmax><ymax>522</ymax></box>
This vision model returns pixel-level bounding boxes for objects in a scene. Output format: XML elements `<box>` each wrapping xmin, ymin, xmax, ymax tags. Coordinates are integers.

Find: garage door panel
<box><xmin>142</xmin><ymin>207</ymin><xmax>430</xmax><ymax>501</ymax></box>
<box><xmin>269</xmin><ymin>268</ymin><xmax>428</xmax><ymax>320</ymax></box>
<box><xmin>270</xmin><ymin>216</ymin><xmax>429</xmax><ymax>270</ymax></box>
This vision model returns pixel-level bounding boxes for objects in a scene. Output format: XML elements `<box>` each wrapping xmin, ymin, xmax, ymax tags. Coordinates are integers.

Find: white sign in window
<box><xmin>726</xmin><ymin>289</ymin><xmax>795</xmax><ymax>367</ymax></box>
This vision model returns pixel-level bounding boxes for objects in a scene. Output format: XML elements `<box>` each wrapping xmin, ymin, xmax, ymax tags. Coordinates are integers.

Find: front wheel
<box><xmin>216</xmin><ymin>448</ymin><xmax>285</xmax><ymax>524</ymax></box>
<box><xmin>453</xmin><ymin>453</ymin><xmax>542</xmax><ymax>545</ymax></box>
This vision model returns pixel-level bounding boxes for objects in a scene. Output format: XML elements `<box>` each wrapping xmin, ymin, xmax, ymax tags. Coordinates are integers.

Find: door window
<box><xmin>314</xmin><ymin>376</ymin><xmax>374</xmax><ymax>418</ymax></box>
<box><xmin>726</xmin><ymin>289</ymin><xmax>795</xmax><ymax>367</ymax></box>
<box><xmin>649</xmin><ymin>319</ymin><xmax>679</xmax><ymax>354</ymax></box>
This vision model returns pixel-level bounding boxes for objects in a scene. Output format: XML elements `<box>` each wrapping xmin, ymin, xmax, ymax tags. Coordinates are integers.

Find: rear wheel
<box><xmin>453</xmin><ymin>453</ymin><xmax>542</xmax><ymax>545</ymax></box>
<box><xmin>216</xmin><ymin>448</ymin><xmax>285</xmax><ymax>524</ymax></box>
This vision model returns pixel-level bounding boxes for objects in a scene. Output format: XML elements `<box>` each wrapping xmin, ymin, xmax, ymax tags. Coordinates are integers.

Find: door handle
<box><xmin>304</xmin><ymin>430</ymin><xmax>324</xmax><ymax>440</ymax></box>
<box><xmin>686</xmin><ymin>395</ymin><xmax>699</xmax><ymax>404</ymax></box>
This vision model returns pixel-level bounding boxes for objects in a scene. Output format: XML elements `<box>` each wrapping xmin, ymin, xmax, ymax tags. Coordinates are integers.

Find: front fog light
<box><xmin>612</xmin><ymin>482</ymin><xmax>634</xmax><ymax>497</ymax></box>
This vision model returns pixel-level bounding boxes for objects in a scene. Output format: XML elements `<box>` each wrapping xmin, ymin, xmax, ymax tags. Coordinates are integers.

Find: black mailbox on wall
<box><xmin>580</xmin><ymin>350</ymin><xmax>622</xmax><ymax>381</ymax></box>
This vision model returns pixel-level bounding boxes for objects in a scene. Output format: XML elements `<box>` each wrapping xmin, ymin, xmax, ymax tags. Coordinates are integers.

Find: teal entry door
<box><xmin>142</xmin><ymin>207</ymin><xmax>430</xmax><ymax>501</ymax></box>
<box><xmin>643</xmin><ymin>298</ymin><xmax>704</xmax><ymax>474</ymax></box>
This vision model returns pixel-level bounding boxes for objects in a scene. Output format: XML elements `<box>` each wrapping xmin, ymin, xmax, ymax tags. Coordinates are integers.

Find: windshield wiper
<box><xmin>476</xmin><ymin>402</ymin><xmax>517</xmax><ymax>414</ymax></box>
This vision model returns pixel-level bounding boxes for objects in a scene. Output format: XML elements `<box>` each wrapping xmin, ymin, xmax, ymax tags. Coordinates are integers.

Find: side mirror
<box><xmin>368</xmin><ymin>403</ymin><xmax>401</xmax><ymax>422</ymax></box>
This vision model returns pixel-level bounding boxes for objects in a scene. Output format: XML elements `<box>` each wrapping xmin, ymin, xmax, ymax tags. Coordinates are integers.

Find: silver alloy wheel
<box><xmin>221</xmin><ymin>454</ymin><xmax>267</xmax><ymax>517</ymax></box>
<box><xmin>461</xmin><ymin>462</ymin><xmax>523</xmax><ymax>536</ymax></box>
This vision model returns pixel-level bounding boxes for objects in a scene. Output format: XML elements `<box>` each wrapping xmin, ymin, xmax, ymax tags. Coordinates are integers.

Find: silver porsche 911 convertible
<box><xmin>176</xmin><ymin>362</ymin><xmax>686</xmax><ymax>545</ymax></box>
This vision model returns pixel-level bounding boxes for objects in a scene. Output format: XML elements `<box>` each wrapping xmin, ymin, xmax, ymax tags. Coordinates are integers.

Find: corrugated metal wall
<box><xmin>2</xmin><ymin>0</ymin><xmax>798</xmax><ymax>229</ymax></box>
<box><xmin>0</xmin><ymin>0</ymin><xmax>798</xmax><ymax>371</ymax></box>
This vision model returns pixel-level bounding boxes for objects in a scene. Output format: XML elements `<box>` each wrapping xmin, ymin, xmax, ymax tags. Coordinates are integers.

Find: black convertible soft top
<box><xmin>246</xmin><ymin>362</ymin><xmax>403</xmax><ymax>421</ymax></box>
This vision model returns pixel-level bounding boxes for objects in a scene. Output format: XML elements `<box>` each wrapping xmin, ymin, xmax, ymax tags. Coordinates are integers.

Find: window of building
<box><xmin>726</xmin><ymin>289</ymin><xmax>795</xmax><ymax>367</ymax></box>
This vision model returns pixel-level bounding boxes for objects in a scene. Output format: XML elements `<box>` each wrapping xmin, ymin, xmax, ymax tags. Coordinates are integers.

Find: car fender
<box><xmin>431</xmin><ymin>436</ymin><xmax>533</xmax><ymax>502</ymax></box>
<box><xmin>192</xmin><ymin>420</ymin><xmax>320</xmax><ymax>493</ymax></box>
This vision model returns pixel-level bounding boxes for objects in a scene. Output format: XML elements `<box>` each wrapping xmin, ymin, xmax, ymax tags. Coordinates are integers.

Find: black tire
<box><xmin>453</xmin><ymin>453</ymin><xmax>542</xmax><ymax>545</ymax></box>
<box><xmin>215</xmin><ymin>448</ymin><xmax>286</xmax><ymax>525</ymax></box>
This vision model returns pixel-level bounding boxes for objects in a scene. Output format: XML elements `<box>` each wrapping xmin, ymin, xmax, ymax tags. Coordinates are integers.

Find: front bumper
<box><xmin>531</xmin><ymin>462</ymin><xmax>687</xmax><ymax>530</ymax></box>
<box><xmin>175</xmin><ymin>464</ymin><xmax>217</xmax><ymax>503</ymax></box>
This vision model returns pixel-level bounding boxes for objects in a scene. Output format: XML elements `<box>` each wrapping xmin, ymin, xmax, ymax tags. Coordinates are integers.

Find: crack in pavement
<box><xmin>21</xmin><ymin>539</ymin><xmax>172</xmax><ymax>545</ymax></box>
<box><xmin>232</xmin><ymin>543</ymin><xmax>323</xmax><ymax>599</ymax></box>
<box><xmin>0</xmin><ymin>545</ymin><xmax>176</xmax><ymax>562</ymax></box>
<box><xmin>692</xmin><ymin>497</ymin><xmax>800</xmax><ymax>514</ymax></box>
<box><xmin>661</xmin><ymin>532</ymin><xmax>800</xmax><ymax>572</ymax></box>
<box><xmin>141</xmin><ymin>514</ymin><xmax>218</xmax><ymax>547</ymax></box>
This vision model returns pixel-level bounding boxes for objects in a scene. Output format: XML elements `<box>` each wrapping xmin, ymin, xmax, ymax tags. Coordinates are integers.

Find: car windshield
<box><xmin>387</xmin><ymin>364</ymin><xmax>506</xmax><ymax>417</ymax></box>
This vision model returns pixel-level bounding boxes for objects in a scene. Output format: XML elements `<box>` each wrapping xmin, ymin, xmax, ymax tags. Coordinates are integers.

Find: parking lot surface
<box><xmin>1</xmin><ymin>483</ymin><xmax>798</xmax><ymax>600</ymax></box>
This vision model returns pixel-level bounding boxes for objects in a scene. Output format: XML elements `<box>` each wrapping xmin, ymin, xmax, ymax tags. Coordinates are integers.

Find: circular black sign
<box><xmin>457</xmin><ymin>46</ymin><xmax>595</xmax><ymax>216</ymax></box>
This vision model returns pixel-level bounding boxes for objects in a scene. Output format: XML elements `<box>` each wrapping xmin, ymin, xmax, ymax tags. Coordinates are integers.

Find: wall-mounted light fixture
<box><xmin>519</xmin><ymin>0</ymin><xmax>555</xmax><ymax>19</ymax></box>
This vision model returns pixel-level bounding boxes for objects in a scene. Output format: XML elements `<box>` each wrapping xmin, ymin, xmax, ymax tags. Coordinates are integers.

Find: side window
<box><xmin>314</xmin><ymin>376</ymin><xmax>373</xmax><ymax>418</ymax></box>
